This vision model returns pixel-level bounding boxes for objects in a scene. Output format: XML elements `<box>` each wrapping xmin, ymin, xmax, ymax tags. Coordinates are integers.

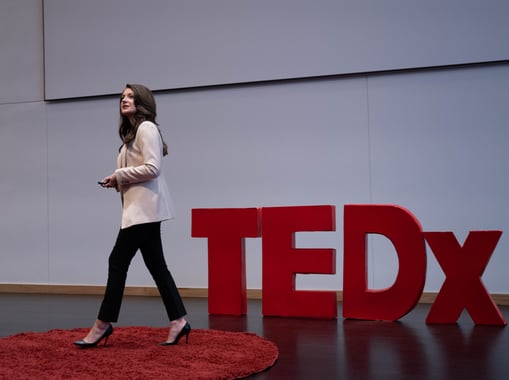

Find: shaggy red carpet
<box><xmin>0</xmin><ymin>326</ymin><xmax>279</xmax><ymax>379</ymax></box>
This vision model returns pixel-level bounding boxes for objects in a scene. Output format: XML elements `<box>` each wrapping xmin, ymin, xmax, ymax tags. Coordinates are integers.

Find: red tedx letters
<box><xmin>191</xmin><ymin>204</ymin><xmax>506</xmax><ymax>326</ymax></box>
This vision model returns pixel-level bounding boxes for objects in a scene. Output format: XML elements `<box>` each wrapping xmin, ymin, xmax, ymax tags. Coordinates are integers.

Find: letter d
<box><xmin>343</xmin><ymin>205</ymin><xmax>426</xmax><ymax>321</ymax></box>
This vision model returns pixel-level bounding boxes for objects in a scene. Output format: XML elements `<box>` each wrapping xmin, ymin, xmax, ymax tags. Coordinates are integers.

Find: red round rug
<box><xmin>0</xmin><ymin>326</ymin><xmax>279</xmax><ymax>379</ymax></box>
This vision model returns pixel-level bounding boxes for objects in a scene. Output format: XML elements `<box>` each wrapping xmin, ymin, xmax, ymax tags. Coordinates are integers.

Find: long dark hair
<box><xmin>118</xmin><ymin>83</ymin><xmax>168</xmax><ymax>156</ymax></box>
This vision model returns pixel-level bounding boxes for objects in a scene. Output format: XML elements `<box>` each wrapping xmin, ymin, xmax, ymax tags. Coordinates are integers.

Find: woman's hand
<box><xmin>99</xmin><ymin>174</ymin><xmax>118</xmax><ymax>189</ymax></box>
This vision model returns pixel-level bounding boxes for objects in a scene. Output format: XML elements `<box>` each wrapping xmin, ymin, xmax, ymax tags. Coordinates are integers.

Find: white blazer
<box><xmin>115</xmin><ymin>121</ymin><xmax>176</xmax><ymax>229</ymax></box>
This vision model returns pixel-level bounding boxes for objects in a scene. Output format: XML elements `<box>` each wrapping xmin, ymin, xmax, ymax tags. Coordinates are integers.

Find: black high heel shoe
<box><xmin>160</xmin><ymin>322</ymin><xmax>191</xmax><ymax>346</ymax></box>
<box><xmin>73</xmin><ymin>324</ymin><xmax>113</xmax><ymax>348</ymax></box>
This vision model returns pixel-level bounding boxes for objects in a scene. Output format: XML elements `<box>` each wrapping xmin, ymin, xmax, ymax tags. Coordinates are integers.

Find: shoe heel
<box><xmin>160</xmin><ymin>322</ymin><xmax>191</xmax><ymax>346</ymax></box>
<box><xmin>73</xmin><ymin>324</ymin><xmax>113</xmax><ymax>349</ymax></box>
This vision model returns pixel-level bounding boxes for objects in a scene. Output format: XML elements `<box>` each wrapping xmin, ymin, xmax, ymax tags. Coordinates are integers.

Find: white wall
<box><xmin>1</xmin><ymin>0</ymin><xmax>508</xmax><ymax>294</ymax></box>
<box><xmin>43</xmin><ymin>0</ymin><xmax>509</xmax><ymax>100</ymax></box>
<box><xmin>0</xmin><ymin>0</ymin><xmax>43</xmax><ymax>103</ymax></box>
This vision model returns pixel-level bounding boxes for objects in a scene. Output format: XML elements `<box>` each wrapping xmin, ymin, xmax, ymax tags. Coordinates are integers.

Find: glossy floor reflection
<box><xmin>0</xmin><ymin>294</ymin><xmax>508</xmax><ymax>379</ymax></box>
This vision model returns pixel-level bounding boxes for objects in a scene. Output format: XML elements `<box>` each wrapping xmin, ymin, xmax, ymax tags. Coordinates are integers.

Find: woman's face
<box><xmin>120</xmin><ymin>88</ymin><xmax>136</xmax><ymax>117</ymax></box>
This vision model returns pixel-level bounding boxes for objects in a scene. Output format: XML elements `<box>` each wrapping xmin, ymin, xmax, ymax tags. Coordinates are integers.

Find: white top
<box><xmin>115</xmin><ymin>121</ymin><xmax>175</xmax><ymax>229</ymax></box>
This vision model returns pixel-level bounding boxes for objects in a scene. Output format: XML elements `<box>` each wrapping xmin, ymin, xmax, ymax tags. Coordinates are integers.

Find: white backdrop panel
<box><xmin>43</xmin><ymin>0</ymin><xmax>509</xmax><ymax>100</ymax></box>
<box><xmin>45</xmin><ymin>98</ymin><xmax>120</xmax><ymax>284</ymax></box>
<box><xmin>0</xmin><ymin>102</ymin><xmax>48</xmax><ymax>282</ymax></box>
<box><xmin>0</xmin><ymin>0</ymin><xmax>44</xmax><ymax>104</ymax></box>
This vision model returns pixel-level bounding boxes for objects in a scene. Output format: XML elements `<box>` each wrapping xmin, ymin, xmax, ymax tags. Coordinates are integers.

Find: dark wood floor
<box><xmin>1</xmin><ymin>293</ymin><xmax>508</xmax><ymax>379</ymax></box>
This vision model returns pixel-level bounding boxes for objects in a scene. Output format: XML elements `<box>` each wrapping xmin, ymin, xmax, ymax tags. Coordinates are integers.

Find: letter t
<box><xmin>192</xmin><ymin>208</ymin><xmax>260</xmax><ymax>315</ymax></box>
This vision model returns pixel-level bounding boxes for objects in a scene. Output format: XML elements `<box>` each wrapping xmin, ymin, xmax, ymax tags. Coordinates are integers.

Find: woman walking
<box><xmin>73</xmin><ymin>84</ymin><xmax>190</xmax><ymax>348</ymax></box>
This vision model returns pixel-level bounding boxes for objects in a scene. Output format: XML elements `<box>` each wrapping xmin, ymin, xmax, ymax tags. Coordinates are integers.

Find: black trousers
<box><xmin>98</xmin><ymin>222</ymin><xmax>187</xmax><ymax>322</ymax></box>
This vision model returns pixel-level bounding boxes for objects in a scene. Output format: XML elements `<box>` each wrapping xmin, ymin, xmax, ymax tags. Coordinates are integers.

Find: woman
<box><xmin>74</xmin><ymin>84</ymin><xmax>190</xmax><ymax>348</ymax></box>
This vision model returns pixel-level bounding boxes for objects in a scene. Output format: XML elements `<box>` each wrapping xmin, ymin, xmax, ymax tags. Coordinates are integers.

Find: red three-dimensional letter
<box><xmin>191</xmin><ymin>208</ymin><xmax>260</xmax><ymax>315</ymax></box>
<box><xmin>424</xmin><ymin>231</ymin><xmax>506</xmax><ymax>325</ymax></box>
<box><xmin>262</xmin><ymin>205</ymin><xmax>337</xmax><ymax>318</ymax></box>
<box><xmin>343</xmin><ymin>205</ymin><xmax>426</xmax><ymax>321</ymax></box>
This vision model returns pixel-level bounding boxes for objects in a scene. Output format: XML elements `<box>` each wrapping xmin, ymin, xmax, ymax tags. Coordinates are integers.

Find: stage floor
<box><xmin>1</xmin><ymin>293</ymin><xmax>508</xmax><ymax>379</ymax></box>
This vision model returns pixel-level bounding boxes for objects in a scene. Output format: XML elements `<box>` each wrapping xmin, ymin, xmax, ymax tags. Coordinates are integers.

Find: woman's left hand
<box><xmin>99</xmin><ymin>174</ymin><xmax>118</xmax><ymax>189</ymax></box>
